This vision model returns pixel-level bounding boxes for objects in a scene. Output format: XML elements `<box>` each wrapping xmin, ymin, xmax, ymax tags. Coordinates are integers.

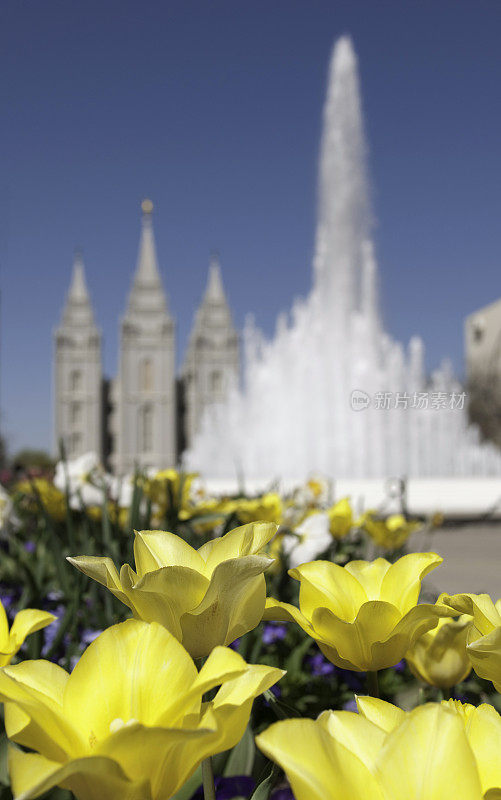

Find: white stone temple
<box><xmin>53</xmin><ymin>200</ymin><xmax>239</xmax><ymax>472</ymax></box>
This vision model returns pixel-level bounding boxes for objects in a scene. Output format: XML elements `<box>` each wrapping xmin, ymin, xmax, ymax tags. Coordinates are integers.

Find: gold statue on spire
<box><xmin>141</xmin><ymin>198</ymin><xmax>154</xmax><ymax>214</ymax></box>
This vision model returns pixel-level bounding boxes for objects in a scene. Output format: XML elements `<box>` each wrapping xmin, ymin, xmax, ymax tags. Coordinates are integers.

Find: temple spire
<box><xmin>133</xmin><ymin>199</ymin><xmax>162</xmax><ymax>287</ymax></box>
<box><xmin>62</xmin><ymin>251</ymin><xmax>96</xmax><ymax>327</ymax></box>
<box><xmin>204</xmin><ymin>252</ymin><xmax>226</xmax><ymax>303</ymax></box>
<box><xmin>127</xmin><ymin>199</ymin><xmax>169</xmax><ymax>315</ymax></box>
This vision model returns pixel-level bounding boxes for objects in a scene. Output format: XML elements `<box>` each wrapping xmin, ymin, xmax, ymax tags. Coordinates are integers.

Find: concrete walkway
<box><xmin>410</xmin><ymin>523</ymin><xmax>501</xmax><ymax>600</ymax></box>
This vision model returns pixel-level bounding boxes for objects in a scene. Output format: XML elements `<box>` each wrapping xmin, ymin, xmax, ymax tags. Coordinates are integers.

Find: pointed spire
<box><xmin>205</xmin><ymin>252</ymin><xmax>226</xmax><ymax>303</ymax></box>
<box><xmin>61</xmin><ymin>251</ymin><xmax>97</xmax><ymax>328</ymax></box>
<box><xmin>68</xmin><ymin>250</ymin><xmax>90</xmax><ymax>303</ymax></box>
<box><xmin>133</xmin><ymin>199</ymin><xmax>162</xmax><ymax>288</ymax></box>
<box><xmin>126</xmin><ymin>200</ymin><xmax>169</xmax><ymax>316</ymax></box>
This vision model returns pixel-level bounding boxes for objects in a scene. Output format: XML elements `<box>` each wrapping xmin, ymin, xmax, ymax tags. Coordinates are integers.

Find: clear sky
<box><xmin>2</xmin><ymin>0</ymin><xmax>501</xmax><ymax>453</ymax></box>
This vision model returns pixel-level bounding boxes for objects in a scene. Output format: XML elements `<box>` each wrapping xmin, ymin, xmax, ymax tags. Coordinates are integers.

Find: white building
<box><xmin>181</xmin><ymin>254</ymin><xmax>240</xmax><ymax>449</ymax></box>
<box><xmin>465</xmin><ymin>298</ymin><xmax>501</xmax><ymax>380</ymax></box>
<box><xmin>53</xmin><ymin>200</ymin><xmax>239</xmax><ymax>472</ymax></box>
<box><xmin>53</xmin><ymin>253</ymin><xmax>102</xmax><ymax>458</ymax></box>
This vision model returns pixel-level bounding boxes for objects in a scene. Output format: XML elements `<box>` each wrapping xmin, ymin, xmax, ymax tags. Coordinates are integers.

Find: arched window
<box><xmin>139</xmin><ymin>358</ymin><xmax>154</xmax><ymax>392</ymax></box>
<box><xmin>70</xmin><ymin>370</ymin><xmax>82</xmax><ymax>391</ymax></box>
<box><xmin>138</xmin><ymin>405</ymin><xmax>153</xmax><ymax>453</ymax></box>
<box><xmin>210</xmin><ymin>370</ymin><xmax>223</xmax><ymax>394</ymax></box>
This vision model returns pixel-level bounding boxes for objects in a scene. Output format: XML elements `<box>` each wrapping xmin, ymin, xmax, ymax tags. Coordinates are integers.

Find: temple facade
<box><xmin>53</xmin><ymin>200</ymin><xmax>239</xmax><ymax>472</ymax></box>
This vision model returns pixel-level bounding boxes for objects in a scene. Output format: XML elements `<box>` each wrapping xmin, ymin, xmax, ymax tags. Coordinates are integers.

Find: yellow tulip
<box><xmin>359</xmin><ymin>511</ymin><xmax>420</xmax><ymax>550</ymax></box>
<box><xmin>441</xmin><ymin>592</ymin><xmax>501</xmax><ymax>692</ymax></box>
<box><xmin>16</xmin><ymin>479</ymin><xmax>66</xmax><ymax>522</ymax></box>
<box><xmin>356</xmin><ymin>696</ymin><xmax>501</xmax><ymax>797</ymax></box>
<box><xmin>264</xmin><ymin>553</ymin><xmax>452</xmax><ymax>671</ymax></box>
<box><xmin>0</xmin><ymin>619</ymin><xmax>283</xmax><ymax>800</ymax></box>
<box><xmin>0</xmin><ymin>602</ymin><xmax>55</xmax><ymax>667</ymax></box>
<box><xmin>68</xmin><ymin>522</ymin><xmax>276</xmax><ymax>658</ymax></box>
<box><xmin>327</xmin><ymin>498</ymin><xmax>353</xmax><ymax>539</ymax></box>
<box><xmin>256</xmin><ymin>699</ymin><xmax>501</xmax><ymax>800</ymax></box>
<box><xmin>231</xmin><ymin>494</ymin><xmax>283</xmax><ymax>526</ymax></box>
<box><xmin>143</xmin><ymin>469</ymin><xmax>198</xmax><ymax>512</ymax></box>
<box><xmin>405</xmin><ymin>613</ymin><xmax>472</xmax><ymax>689</ymax></box>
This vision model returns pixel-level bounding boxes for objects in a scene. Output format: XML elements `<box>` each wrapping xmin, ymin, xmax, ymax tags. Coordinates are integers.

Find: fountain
<box><xmin>185</xmin><ymin>36</ymin><xmax>501</xmax><ymax>495</ymax></box>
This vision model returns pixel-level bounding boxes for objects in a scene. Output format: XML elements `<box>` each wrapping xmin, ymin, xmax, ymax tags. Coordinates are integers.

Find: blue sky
<box><xmin>2</xmin><ymin>0</ymin><xmax>501</xmax><ymax>453</ymax></box>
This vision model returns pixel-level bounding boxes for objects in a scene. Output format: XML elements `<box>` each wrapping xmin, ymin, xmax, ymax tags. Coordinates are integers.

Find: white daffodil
<box><xmin>282</xmin><ymin>511</ymin><xmax>332</xmax><ymax>567</ymax></box>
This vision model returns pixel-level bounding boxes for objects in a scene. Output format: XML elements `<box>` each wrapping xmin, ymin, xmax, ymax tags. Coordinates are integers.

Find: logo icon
<box><xmin>350</xmin><ymin>390</ymin><xmax>370</xmax><ymax>411</ymax></box>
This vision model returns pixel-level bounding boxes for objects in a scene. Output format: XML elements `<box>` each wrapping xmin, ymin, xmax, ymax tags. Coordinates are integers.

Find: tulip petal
<box><xmin>368</xmin><ymin>603</ymin><xmax>449</xmax><ymax>672</ymax></box>
<box><xmin>9</xmin><ymin>610</ymin><xmax>56</xmax><ymax>651</ymax></box>
<box><xmin>0</xmin><ymin>600</ymin><xmax>10</xmax><ymax>650</ymax></box>
<box><xmin>312</xmin><ymin>601</ymin><xmax>402</xmax><ymax>671</ymax></box>
<box><xmin>441</xmin><ymin>593</ymin><xmax>501</xmax><ymax>635</ymax></box>
<box><xmin>465</xmin><ymin>703</ymin><xmax>501</xmax><ymax>794</ymax></box>
<box><xmin>205</xmin><ymin>667</ymin><xmax>285</xmax><ymax>755</ymax></box>
<box><xmin>131</xmin><ymin>565</ymin><xmax>209</xmax><ymax>637</ymax></box>
<box><xmin>344</xmin><ymin>559</ymin><xmax>391</xmax><ymax>599</ymax></box>
<box><xmin>133</xmin><ymin>531</ymin><xmax>205</xmax><ymax>577</ymax></box>
<box><xmin>98</xmin><ymin>722</ymin><xmax>215</xmax><ymax>799</ymax></box>
<box><xmin>9</xmin><ymin>746</ymin><xmax>151</xmax><ymax>800</ymax></box>
<box><xmin>211</xmin><ymin>663</ymin><xmax>285</xmax><ymax>710</ymax></box>
<box><xmin>116</xmin><ymin>564</ymin><xmax>181</xmax><ymax>638</ymax></box>
<box><xmin>376</xmin><ymin>704</ymin><xmax>483</xmax><ymax>800</ymax></box>
<box><xmin>3</xmin><ymin>662</ymin><xmax>69</xmax><ymax>755</ymax></box>
<box><xmin>289</xmin><ymin>561</ymin><xmax>367</xmax><ymax>623</ymax></box>
<box><xmin>67</xmin><ymin>556</ymin><xmax>130</xmax><ymax>607</ymax></box>
<box><xmin>189</xmin><ymin>645</ymin><xmax>248</xmax><ymax>695</ymax></box>
<box><xmin>406</xmin><ymin>616</ymin><xmax>472</xmax><ymax>689</ymax></box>
<box><xmin>467</xmin><ymin>626</ymin><xmax>501</xmax><ymax>692</ymax></box>
<box><xmin>380</xmin><ymin>553</ymin><xmax>443</xmax><ymax>614</ymax></box>
<box><xmin>355</xmin><ymin>697</ymin><xmax>405</xmax><ymax>733</ymax></box>
<box><xmin>262</xmin><ymin>597</ymin><xmax>312</xmax><ymax>629</ymax></box>
<box><xmin>180</xmin><ymin>556</ymin><xmax>272</xmax><ymax>658</ymax></box>
<box><xmin>198</xmin><ymin>522</ymin><xmax>276</xmax><ymax>575</ymax></box>
<box><xmin>318</xmin><ymin>710</ymin><xmax>386</xmax><ymax>769</ymax></box>
<box><xmin>0</xmin><ymin>661</ymin><xmax>80</xmax><ymax>761</ymax></box>
<box><xmin>256</xmin><ymin>719</ymin><xmax>384</xmax><ymax>800</ymax></box>
<box><xmin>64</xmin><ymin>620</ymin><xmax>198</xmax><ymax>742</ymax></box>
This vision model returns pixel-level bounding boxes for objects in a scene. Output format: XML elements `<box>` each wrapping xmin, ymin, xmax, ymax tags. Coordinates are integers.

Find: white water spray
<box><xmin>186</xmin><ymin>36</ymin><xmax>501</xmax><ymax>481</ymax></box>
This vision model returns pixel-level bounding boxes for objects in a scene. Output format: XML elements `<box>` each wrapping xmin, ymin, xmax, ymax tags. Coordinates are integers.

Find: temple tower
<box><xmin>112</xmin><ymin>200</ymin><xmax>176</xmax><ymax>473</ymax></box>
<box><xmin>182</xmin><ymin>254</ymin><xmax>239</xmax><ymax>448</ymax></box>
<box><xmin>53</xmin><ymin>252</ymin><xmax>102</xmax><ymax>458</ymax></box>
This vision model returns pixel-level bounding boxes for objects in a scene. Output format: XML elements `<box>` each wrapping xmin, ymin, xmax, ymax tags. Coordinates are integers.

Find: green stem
<box><xmin>201</xmin><ymin>756</ymin><xmax>217</xmax><ymax>800</ymax></box>
<box><xmin>367</xmin><ymin>670</ymin><xmax>379</xmax><ymax>698</ymax></box>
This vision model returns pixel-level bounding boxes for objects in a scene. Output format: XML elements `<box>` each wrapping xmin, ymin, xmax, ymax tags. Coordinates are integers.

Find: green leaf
<box><xmin>249</xmin><ymin>763</ymin><xmax>281</xmax><ymax>800</ymax></box>
<box><xmin>223</xmin><ymin>725</ymin><xmax>255</xmax><ymax>777</ymax></box>
<box><xmin>285</xmin><ymin>636</ymin><xmax>312</xmax><ymax>674</ymax></box>
<box><xmin>171</xmin><ymin>766</ymin><xmax>202</xmax><ymax>800</ymax></box>
<box><xmin>0</xmin><ymin>731</ymin><xmax>9</xmax><ymax>786</ymax></box>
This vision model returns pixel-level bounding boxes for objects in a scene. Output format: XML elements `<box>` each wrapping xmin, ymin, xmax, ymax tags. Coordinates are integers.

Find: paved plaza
<box><xmin>410</xmin><ymin>523</ymin><xmax>501</xmax><ymax>600</ymax></box>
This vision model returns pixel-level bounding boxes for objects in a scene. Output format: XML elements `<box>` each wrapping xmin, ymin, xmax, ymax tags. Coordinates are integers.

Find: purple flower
<box><xmin>190</xmin><ymin>775</ymin><xmax>255</xmax><ymax>800</ymax></box>
<box><xmin>41</xmin><ymin>604</ymin><xmax>64</xmax><ymax>657</ymax></box>
<box><xmin>24</xmin><ymin>541</ymin><xmax>36</xmax><ymax>553</ymax></box>
<box><xmin>229</xmin><ymin>638</ymin><xmax>240</xmax><ymax>651</ymax></box>
<box><xmin>335</xmin><ymin>667</ymin><xmax>364</xmax><ymax>691</ymax></box>
<box><xmin>263</xmin><ymin>683</ymin><xmax>282</xmax><ymax>707</ymax></box>
<box><xmin>262</xmin><ymin>623</ymin><xmax>288</xmax><ymax>645</ymax></box>
<box><xmin>272</xmin><ymin>789</ymin><xmax>294</xmax><ymax>800</ymax></box>
<box><xmin>309</xmin><ymin>651</ymin><xmax>335</xmax><ymax>676</ymax></box>
<box><xmin>81</xmin><ymin>628</ymin><xmax>102</xmax><ymax>645</ymax></box>
<box><xmin>0</xmin><ymin>592</ymin><xmax>14</xmax><ymax>610</ymax></box>
<box><xmin>343</xmin><ymin>698</ymin><xmax>358</xmax><ymax>712</ymax></box>
<box><xmin>393</xmin><ymin>659</ymin><xmax>406</xmax><ymax>673</ymax></box>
